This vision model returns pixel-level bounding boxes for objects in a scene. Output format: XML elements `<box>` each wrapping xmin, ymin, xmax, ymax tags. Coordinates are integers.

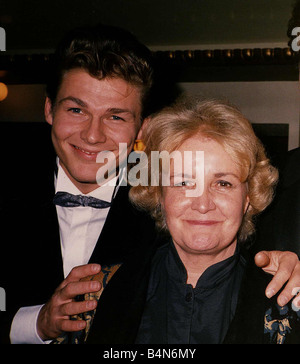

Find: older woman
<box><xmin>53</xmin><ymin>98</ymin><xmax>300</xmax><ymax>345</ymax></box>
<box><xmin>127</xmin><ymin>97</ymin><xmax>300</xmax><ymax>344</ymax></box>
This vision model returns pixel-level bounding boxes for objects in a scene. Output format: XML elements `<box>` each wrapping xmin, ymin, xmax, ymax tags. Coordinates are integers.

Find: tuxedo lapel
<box><xmin>89</xmin><ymin>185</ymin><xmax>154</xmax><ymax>266</ymax></box>
<box><xmin>0</xmin><ymin>132</ymin><xmax>64</xmax><ymax>313</ymax></box>
<box><xmin>86</xmin><ymin>237</ymin><xmax>160</xmax><ymax>344</ymax></box>
<box><xmin>37</xmin><ymin>183</ymin><xmax>64</xmax><ymax>291</ymax></box>
<box><xmin>21</xmin><ymin>149</ymin><xmax>64</xmax><ymax>303</ymax></box>
<box><xmin>29</xmin><ymin>138</ymin><xmax>64</xmax><ymax>291</ymax></box>
<box><xmin>86</xmin><ymin>186</ymin><xmax>160</xmax><ymax>343</ymax></box>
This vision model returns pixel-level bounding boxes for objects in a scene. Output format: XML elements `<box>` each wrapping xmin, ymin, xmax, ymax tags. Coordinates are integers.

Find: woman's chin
<box><xmin>180</xmin><ymin>238</ymin><xmax>219</xmax><ymax>255</ymax></box>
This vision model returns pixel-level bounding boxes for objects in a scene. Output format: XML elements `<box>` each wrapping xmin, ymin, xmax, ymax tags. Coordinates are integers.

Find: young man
<box><xmin>0</xmin><ymin>24</ymin><xmax>157</xmax><ymax>343</ymax></box>
<box><xmin>0</xmin><ymin>24</ymin><xmax>299</xmax><ymax>344</ymax></box>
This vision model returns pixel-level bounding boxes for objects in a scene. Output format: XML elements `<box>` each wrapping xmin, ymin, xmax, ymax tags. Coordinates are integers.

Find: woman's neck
<box><xmin>174</xmin><ymin>243</ymin><xmax>237</xmax><ymax>288</ymax></box>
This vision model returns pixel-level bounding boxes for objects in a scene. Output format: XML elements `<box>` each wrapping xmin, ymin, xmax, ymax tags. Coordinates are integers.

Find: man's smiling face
<box><xmin>45</xmin><ymin>68</ymin><xmax>143</xmax><ymax>194</ymax></box>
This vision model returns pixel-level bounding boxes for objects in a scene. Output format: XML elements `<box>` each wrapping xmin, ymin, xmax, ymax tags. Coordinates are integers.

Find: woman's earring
<box><xmin>134</xmin><ymin>139</ymin><xmax>145</xmax><ymax>152</ymax></box>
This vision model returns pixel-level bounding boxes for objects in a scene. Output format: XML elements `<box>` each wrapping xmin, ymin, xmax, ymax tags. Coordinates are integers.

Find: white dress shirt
<box><xmin>55</xmin><ymin>164</ymin><xmax>120</xmax><ymax>277</ymax></box>
<box><xmin>10</xmin><ymin>161</ymin><xmax>123</xmax><ymax>344</ymax></box>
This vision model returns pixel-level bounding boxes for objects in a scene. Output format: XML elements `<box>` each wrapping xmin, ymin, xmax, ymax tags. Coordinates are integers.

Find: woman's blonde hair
<box><xmin>129</xmin><ymin>97</ymin><xmax>279</xmax><ymax>241</ymax></box>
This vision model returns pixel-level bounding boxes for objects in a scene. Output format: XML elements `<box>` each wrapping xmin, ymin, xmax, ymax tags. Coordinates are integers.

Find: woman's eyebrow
<box><xmin>214</xmin><ymin>172</ymin><xmax>240</xmax><ymax>179</ymax></box>
<box><xmin>169</xmin><ymin>172</ymin><xmax>195</xmax><ymax>180</ymax></box>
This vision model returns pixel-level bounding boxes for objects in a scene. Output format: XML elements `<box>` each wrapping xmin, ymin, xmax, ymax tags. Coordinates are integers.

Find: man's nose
<box><xmin>80</xmin><ymin>118</ymin><xmax>106</xmax><ymax>144</ymax></box>
<box><xmin>190</xmin><ymin>187</ymin><xmax>216</xmax><ymax>213</ymax></box>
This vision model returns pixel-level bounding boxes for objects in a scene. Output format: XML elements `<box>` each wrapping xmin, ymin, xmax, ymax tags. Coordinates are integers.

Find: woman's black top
<box><xmin>136</xmin><ymin>241</ymin><xmax>246</xmax><ymax>344</ymax></box>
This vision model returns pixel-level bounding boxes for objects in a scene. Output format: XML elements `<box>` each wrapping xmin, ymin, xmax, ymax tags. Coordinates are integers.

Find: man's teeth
<box><xmin>75</xmin><ymin>146</ymin><xmax>97</xmax><ymax>155</ymax></box>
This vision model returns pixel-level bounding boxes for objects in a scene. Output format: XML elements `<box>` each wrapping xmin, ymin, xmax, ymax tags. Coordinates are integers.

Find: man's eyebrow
<box><xmin>107</xmin><ymin>108</ymin><xmax>135</xmax><ymax>116</ymax></box>
<box><xmin>58</xmin><ymin>96</ymin><xmax>87</xmax><ymax>107</ymax></box>
<box><xmin>56</xmin><ymin>101</ymin><xmax>136</xmax><ymax>117</ymax></box>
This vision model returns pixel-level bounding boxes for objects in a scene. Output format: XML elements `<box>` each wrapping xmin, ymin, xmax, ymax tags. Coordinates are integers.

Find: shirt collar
<box><xmin>167</xmin><ymin>241</ymin><xmax>241</xmax><ymax>290</ymax></box>
<box><xmin>54</xmin><ymin>158</ymin><xmax>124</xmax><ymax>203</ymax></box>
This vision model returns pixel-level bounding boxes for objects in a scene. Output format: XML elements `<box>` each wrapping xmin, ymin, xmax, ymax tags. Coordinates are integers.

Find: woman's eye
<box><xmin>217</xmin><ymin>180</ymin><xmax>232</xmax><ymax>188</ymax></box>
<box><xmin>174</xmin><ymin>180</ymin><xmax>195</xmax><ymax>187</ymax></box>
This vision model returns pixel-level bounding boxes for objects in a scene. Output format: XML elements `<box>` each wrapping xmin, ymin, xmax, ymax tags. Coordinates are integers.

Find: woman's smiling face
<box><xmin>161</xmin><ymin>135</ymin><xmax>250</xmax><ymax>262</ymax></box>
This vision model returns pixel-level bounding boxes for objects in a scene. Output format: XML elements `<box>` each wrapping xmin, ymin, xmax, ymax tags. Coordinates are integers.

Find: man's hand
<box><xmin>255</xmin><ymin>251</ymin><xmax>300</xmax><ymax>308</ymax></box>
<box><xmin>37</xmin><ymin>264</ymin><xmax>101</xmax><ymax>341</ymax></box>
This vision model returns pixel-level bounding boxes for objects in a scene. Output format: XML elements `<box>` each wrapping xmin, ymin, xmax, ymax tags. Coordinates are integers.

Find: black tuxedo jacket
<box><xmin>252</xmin><ymin>148</ymin><xmax>300</xmax><ymax>256</ymax></box>
<box><xmin>0</xmin><ymin>122</ymin><xmax>157</xmax><ymax>343</ymax></box>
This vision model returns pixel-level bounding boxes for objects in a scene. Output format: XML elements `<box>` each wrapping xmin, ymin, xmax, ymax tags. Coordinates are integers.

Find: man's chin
<box><xmin>72</xmin><ymin>178</ymin><xmax>100</xmax><ymax>193</ymax></box>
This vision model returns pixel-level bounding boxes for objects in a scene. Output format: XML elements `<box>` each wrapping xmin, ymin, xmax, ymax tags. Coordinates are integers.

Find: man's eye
<box><xmin>68</xmin><ymin>107</ymin><xmax>82</xmax><ymax>114</ymax></box>
<box><xmin>111</xmin><ymin>115</ymin><xmax>125</xmax><ymax>121</ymax></box>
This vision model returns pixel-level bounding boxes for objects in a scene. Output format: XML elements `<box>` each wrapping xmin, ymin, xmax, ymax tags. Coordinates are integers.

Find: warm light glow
<box><xmin>0</xmin><ymin>83</ymin><xmax>8</xmax><ymax>101</ymax></box>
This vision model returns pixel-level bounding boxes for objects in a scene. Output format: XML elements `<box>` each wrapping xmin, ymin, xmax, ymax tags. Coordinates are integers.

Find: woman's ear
<box><xmin>44</xmin><ymin>97</ymin><xmax>54</xmax><ymax>125</ymax></box>
<box><xmin>244</xmin><ymin>195</ymin><xmax>250</xmax><ymax>215</ymax></box>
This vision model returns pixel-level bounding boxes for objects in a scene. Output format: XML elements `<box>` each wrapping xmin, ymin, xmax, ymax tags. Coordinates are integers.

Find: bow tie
<box><xmin>53</xmin><ymin>191</ymin><xmax>111</xmax><ymax>209</ymax></box>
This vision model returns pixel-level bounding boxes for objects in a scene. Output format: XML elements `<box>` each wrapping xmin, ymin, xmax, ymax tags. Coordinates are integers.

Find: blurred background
<box><xmin>0</xmin><ymin>0</ymin><xmax>299</xmax><ymax>166</ymax></box>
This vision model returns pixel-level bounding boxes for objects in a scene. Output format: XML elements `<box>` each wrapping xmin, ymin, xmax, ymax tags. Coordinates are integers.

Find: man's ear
<box><xmin>137</xmin><ymin>116</ymin><xmax>151</xmax><ymax>140</ymax></box>
<box><xmin>44</xmin><ymin>97</ymin><xmax>54</xmax><ymax>125</ymax></box>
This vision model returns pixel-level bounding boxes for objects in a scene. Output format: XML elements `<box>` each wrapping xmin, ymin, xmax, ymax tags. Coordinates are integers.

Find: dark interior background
<box><xmin>0</xmin><ymin>0</ymin><xmax>295</xmax><ymax>50</ymax></box>
<box><xmin>0</xmin><ymin>0</ymin><xmax>299</xmax><ymax>168</ymax></box>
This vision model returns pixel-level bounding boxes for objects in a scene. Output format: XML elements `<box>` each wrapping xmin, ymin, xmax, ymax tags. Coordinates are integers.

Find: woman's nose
<box><xmin>190</xmin><ymin>188</ymin><xmax>216</xmax><ymax>213</ymax></box>
<box><xmin>80</xmin><ymin>118</ymin><xmax>106</xmax><ymax>144</ymax></box>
